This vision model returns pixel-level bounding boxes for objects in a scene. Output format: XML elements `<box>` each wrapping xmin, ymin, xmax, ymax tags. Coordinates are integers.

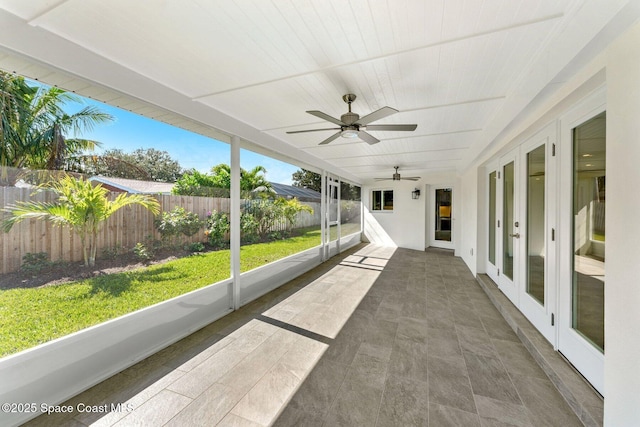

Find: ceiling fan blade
<box><xmin>365</xmin><ymin>124</ymin><xmax>417</xmax><ymax>132</ymax></box>
<box><xmin>356</xmin><ymin>106</ymin><xmax>398</xmax><ymax>126</ymax></box>
<box><xmin>306</xmin><ymin>110</ymin><xmax>345</xmax><ymax>126</ymax></box>
<box><xmin>401</xmin><ymin>177</ymin><xmax>421</xmax><ymax>181</ymax></box>
<box><xmin>357</xmin><ymin>130</ymin><xmax>379</xmax><ymax>145</ymax></box>
<box><xmin>287</xmin><ymin>128</ymin><xmax>341</xmax><ymax>134</ymax></box>
<box><xmin>318</xmin><ymin>131</ymin><xmax>342</xmax><ymax>145</ymax></box>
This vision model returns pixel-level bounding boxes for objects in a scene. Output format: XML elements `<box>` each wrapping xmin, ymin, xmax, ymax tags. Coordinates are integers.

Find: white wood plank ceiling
<box><xmin>0</xmin><ymin>0</ymin><xmax>636</xmax><ymax>183</ymax></box>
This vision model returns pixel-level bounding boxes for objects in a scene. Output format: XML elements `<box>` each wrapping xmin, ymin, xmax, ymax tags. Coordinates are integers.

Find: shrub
<box><xmin>155</xmin><ymin>207</ymin><xmax>203</xmax><ymax>247</ymax></box>
<box><xmin>240</xmin><ymin>212</ymin><xmax>260</xmax><ymax>244</ymax></box>
<box><xmin>101</xmin><ymin>244</ymin><xmax>125</xmax><ymax>260</ymax></box>
<box><xmin>187</xmin><ymin>242</ymin><xmax>205</xmax><ymax>252</ymax></box>
<box><xmin>243</xmin><ymin>199</ymin><xmax>283</xmax><ymax>239</ymax></box>
<box><xmin>21</xmin><ymin>252</ymin><xmax>51</xmax><ymax>274</ymax></box>
<box><xmin>132</xmin><ymin>242</ymin><xmax>153</xmax><ymax>261</ymax></box>
<box><xmin>340</xmin><ymin>200</ymin><xmax>359</xmax><ymax>224</ymax></box>
<box><xmin>280</xmin><ymin>198</ymin><xmax>313</xmax><ymax>231</ymax></box>
<box><xmin>205</xmin><ymin>210</ymin><xmax>230</xmax><ymax>249</ymax></box>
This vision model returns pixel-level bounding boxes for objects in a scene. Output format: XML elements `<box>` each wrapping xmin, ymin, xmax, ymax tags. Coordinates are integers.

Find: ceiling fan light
<box><xmin>341</xmin><ymin>129</ymin><xmax>358</xmax><ymax>138</ymax></box>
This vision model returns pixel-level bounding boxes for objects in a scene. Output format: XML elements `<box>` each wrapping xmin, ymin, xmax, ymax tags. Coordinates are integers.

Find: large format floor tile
<box><xmin>23</xmin><ymin>245</ymin><xmax>582</xmax><ymax>427</ymax></box>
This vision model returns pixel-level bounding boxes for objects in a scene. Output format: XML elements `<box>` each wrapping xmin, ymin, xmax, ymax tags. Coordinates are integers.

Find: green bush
<box><xmin>132</xmin><ymin>242</ymin><xmax>153</xmax><ymax>261</ymax></box>
<box><xmin>101</xmin><ymin>244</ymin><xmax>125</xmax><ymax>260</ymax></box>
<box><xmin>187</xmin><ymin>242</ymin><xmax>205</xmax><ymax>252</ymax></box>
<box><xmin>243</xmin><ymin>199</ymin><xmax>283</xmax><ymax>239</ymax></box>
<box><xmin>155</xmin><ymin>207</ymin><xmax>203</xmax><ymax>247</ymax></box>
<box><xmin>240</xmin><ymin>212</ymin><xmax>260</xmax><ymax>244</ymax></box>
<box><xmin>21</xmin><ymin>252</ymin><xmax>51</xmax><ymax>274</ymax></box>
<box><xmin>205</xmin><ymin>210</ymin><xmax>230</xmax><ymax>249</ymax></box>
<box><xmin>280</xmin><ymin>198</ymin><xmax>314</xmax><ymax>231</ymax></box>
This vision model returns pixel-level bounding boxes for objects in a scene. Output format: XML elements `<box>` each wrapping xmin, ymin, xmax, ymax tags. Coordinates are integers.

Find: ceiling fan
<box><xmin>287</xmin><ymin>94</ymin><xmax>417</xmax><ymax>145</ymax></box>
<box><xmin>375</xmin><ymin>166</ymin><xmax>421</xmax><ymax>181</ymax></box>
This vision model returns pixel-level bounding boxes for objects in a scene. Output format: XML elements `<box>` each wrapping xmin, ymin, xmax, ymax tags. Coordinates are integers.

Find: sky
<box><xmin>56</xmin><ymin>85</ymin><xmax>298</xmax><ymax>185</ymax></box>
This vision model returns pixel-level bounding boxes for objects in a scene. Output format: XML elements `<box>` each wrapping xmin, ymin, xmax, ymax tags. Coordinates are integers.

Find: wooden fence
<box><xmin>0</xmin><ymin>188</ymin><xmax>320</xmax><ymax>275</ymax></box>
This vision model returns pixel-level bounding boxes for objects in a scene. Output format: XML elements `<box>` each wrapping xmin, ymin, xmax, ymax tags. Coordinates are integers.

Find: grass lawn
<box><xmin>0</xmin><ymin>227</ymin><xmax>343</xmax><ymax>357</ymax></box>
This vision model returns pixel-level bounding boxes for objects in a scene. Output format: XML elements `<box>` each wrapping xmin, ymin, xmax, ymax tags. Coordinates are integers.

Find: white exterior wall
<box><xmin>363</xmin><ymin>180</ymin><xmax>426</xmax><ymax>250</ymax></box>
<box><xmin>455</xmin><ymin>20</ymin><xmax>640</xmax><ymax>427</ymax></box>
<box><xmin>604</xmin><ymin>21</ymin><xmax>640</xmax><ymax>426</ymax></box>
<box><xmin>459</xmin><ymin>169</ymin><xmax>478</xmax><ymax>275</ymax></box>
<box><xmin>363</xmin><ymin>172</ymin><xmax>458</xmax><ymax>252</ymax></box>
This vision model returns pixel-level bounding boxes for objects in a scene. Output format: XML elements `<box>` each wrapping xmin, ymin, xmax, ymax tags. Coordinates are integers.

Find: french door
<box><xmin>485</xmin><ymin>161</ymin><xmax>499</xmax><ymax>283</ymax></box>
<box><xmin>486</xmin><ymin>90</ymin><xmax>605</xmax><ymax>396</ymax></box>
<box><xmin>493</xmin><ymin>126</ymin><xmax>557</xmax><ymax>344</ymax></box>
<box><xmin>558</xmin><ymin>96</ymin><xmax>606</xmax><ymax>396</ymax></box>
<box><xmin>497</xmin><ymin>147</ymin><xmax>520</xmax><ymax>304</ymax></box>
<box><xmin>517</xmin><ymin>132</ymin><xmax>556</xmax><ymax>344</ymax></box>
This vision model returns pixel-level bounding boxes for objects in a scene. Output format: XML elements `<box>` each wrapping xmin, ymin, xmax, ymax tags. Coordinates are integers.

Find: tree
<box><xmin>292</xmin><ymin>169</ymin><xmax>321</xmax><ymax>192</ymax></box>
<box><xmin>1</xmin><ymin>175</ymin><xmax>160</xmax><ymax>267</ymax></box>
<box><xmin>104</xmin><ymin>148</ymin><xmax>182</xmax><ymax>182</ymax></box>
<box><xmin>291</xmin><ymin>168</ymin><xmax>360</xmax><ymax>200</ymax></box>
<box><xmin>241</xmin><ymin>165</ymin><xmax>271</xmax><ymax>195</ymax></box>
<box><xmin>172</xmin><ymin>163</ymin><xmax>273</xmax><ymax>198</ymax></box>
<box><xmin>0</xmin><ymin>72</ymin><xmax>113</xmax><ymax>179</ymax></box>
<box><xmin>279</xmin><ymin>198</ymin><xmax>314</xmax><ymax>232</ymax></box>
<box><xmin>65</xmin><ymin>152</ymin><xmax>151</xmax><ymax>180</ymax></box>
<box><xmin>1</xmin><ymin>72</ymin><xmax>34</xmax><ymax>171</ymax></box>
<box><xmin>172</xmin><ymin>170</ymin><xmax>229</xmax><ymax>197</ymax></box>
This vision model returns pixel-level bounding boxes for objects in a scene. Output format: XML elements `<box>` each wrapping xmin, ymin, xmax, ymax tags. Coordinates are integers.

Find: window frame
<box><xmin>371</xmin><ymin>189</ymin><xmax>394</xmax><ymax>212</ymax></box>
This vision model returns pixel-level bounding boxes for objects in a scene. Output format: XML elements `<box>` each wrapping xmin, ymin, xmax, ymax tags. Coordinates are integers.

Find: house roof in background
<box><xmin>269</xmin><ymin>182</ymin><xmax>321</xmax><ymax>200</ymax></box>
<box><xmin>89</xmin><ymin>176</ymin><xmax>320</xmax><ymax>199</ymax></box>
<box><xmin>90</xmin><ymin>176</ymin><xmax>175</xmax><ymax>194</ymax></box>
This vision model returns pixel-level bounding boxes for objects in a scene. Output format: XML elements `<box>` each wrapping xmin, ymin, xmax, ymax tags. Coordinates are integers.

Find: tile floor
<box><xmin>24</xmin><ymin>244</ymin><xmax>582</xmax><ymax>426</ymax></box>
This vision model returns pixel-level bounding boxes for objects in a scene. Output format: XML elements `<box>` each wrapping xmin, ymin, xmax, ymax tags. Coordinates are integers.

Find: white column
<box><xmin>321</xmin><ymin>170</ymin><xmax>327</xmax><ymax>261</ymax></box>
<box><xmin>605</xmin><ymin>21</ymin><xmax>640</xmax><ymax>426</ymax></box>
<box><xmin>230</xmin><ymin>136</ymin><xmax>241</xmax><ymax>309</ymax></box>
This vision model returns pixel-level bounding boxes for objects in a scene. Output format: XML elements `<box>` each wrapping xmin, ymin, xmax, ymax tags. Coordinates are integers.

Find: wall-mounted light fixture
<box><xmin>412</xmin><ymin>188</ymin><xmax>421</xmax><ymax>199</ymax></box>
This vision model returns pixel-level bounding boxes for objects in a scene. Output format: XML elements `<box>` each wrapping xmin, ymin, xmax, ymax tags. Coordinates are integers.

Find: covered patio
<box><xmin>2</xmin><ymin>1</ymin><xmax>640</xmax><ymax>425</ymax></box>
<box><xmin>24</xmin><ymin>245</ymin><xmax>583</xmax><ymax>426</ymax></box>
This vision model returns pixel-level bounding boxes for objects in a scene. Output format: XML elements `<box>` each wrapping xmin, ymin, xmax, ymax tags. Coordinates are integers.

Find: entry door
<box><xmin>431</xmin><ymin>186</ymin><xmax>454</xmax><ymax>249</ymax></box>
<box><xmin>517</xmin><ymin>133</ymin><xmax>556</xmax><ymax>344</ymax></box>
<box><xmin>498</xmin><ymin>148</ymin><xmax>519</xmax><ymax>304</ymax></box>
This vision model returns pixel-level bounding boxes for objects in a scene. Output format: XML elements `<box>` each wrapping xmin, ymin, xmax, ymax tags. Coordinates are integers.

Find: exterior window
<box><xmin>372</xmin><ymin>190</ymin><xmax>393</xmax><ymax>211</ymax></box>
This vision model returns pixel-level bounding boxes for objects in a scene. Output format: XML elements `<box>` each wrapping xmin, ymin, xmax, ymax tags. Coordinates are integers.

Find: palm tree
<box><xmin>241</xmin><ymin>165</ymin><xmax>271</xmax><ymax>195</ymax></box>
<box><xmin>209</xmin><ymin>163</ymin><xmax>273</xmax><ymax>198</ymax></box>
<box><xmin>0</xmin><ymin>72</ymin><xmax>34</xmax><ymax>184</ymax></box>
<box><xmin>22</xmin><ymin>86</ymin><xmax>112</xmax><ymax>170</ymax></box>
<box><xmin>1</xmin><ymin>175</ymin><xmax>160</xmax><ymax>267</ymax></box>
<box><xmin>0</xmin><ymin>72</ymin><xmax>113</xmax><ymax>180</ymax></box>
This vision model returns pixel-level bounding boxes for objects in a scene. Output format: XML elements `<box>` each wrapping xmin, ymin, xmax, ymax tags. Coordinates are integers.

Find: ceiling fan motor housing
<box><xmin>341</xmin><ymin>112</ymin><xmax>359</xmax><ymax>125</ymax></box>
<box><xmin>393</xmin><ymin>173</ymin><xmax>401</xmax><ymax>180</ymax></box>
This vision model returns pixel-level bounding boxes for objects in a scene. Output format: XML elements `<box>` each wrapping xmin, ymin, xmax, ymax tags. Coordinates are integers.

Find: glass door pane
<box><xmin>572</xmin><ymin>112</ymin><xmax>606</xmax><ymax>352</ymax></box>
<box><xmin>435</xmin><ymin>188</ymin><xmax>452</xmax><ymax>242</ymax></box>
<box><xmin>327</xmin><ymin>177</ymin><xmax>339</xmax><ymax>258</ymax></box>
<box><xmin>489</xmin><ymin>172</ymin><xmax>497</xmax><ymax>265</ymax></box>
<box><xmin>527</xmin><ymin>145</ymin><xmax>546</xmax><ymax>305</ymax></box>
<box><xmin>503</xmin><ymin>162</ymin><xmax>515</xmax><ymax>280</ymax></box>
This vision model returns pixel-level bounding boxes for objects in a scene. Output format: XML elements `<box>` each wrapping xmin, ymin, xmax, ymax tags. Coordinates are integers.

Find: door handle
<box><xmin>509</xmin><ymin>233</ymin><xmax>520</xmax><ymax>238</ymax></box>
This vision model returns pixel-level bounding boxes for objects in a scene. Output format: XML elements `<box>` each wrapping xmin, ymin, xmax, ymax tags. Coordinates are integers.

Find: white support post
<box><xmin>230</xmin><ymin>136</ymin><xmax>241</xmax><ymax>309</ymax></box>
<box><xmin>321</xmin><ymin>170</ymin><xmax>327</xmax><ymax>261</ymax></box>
